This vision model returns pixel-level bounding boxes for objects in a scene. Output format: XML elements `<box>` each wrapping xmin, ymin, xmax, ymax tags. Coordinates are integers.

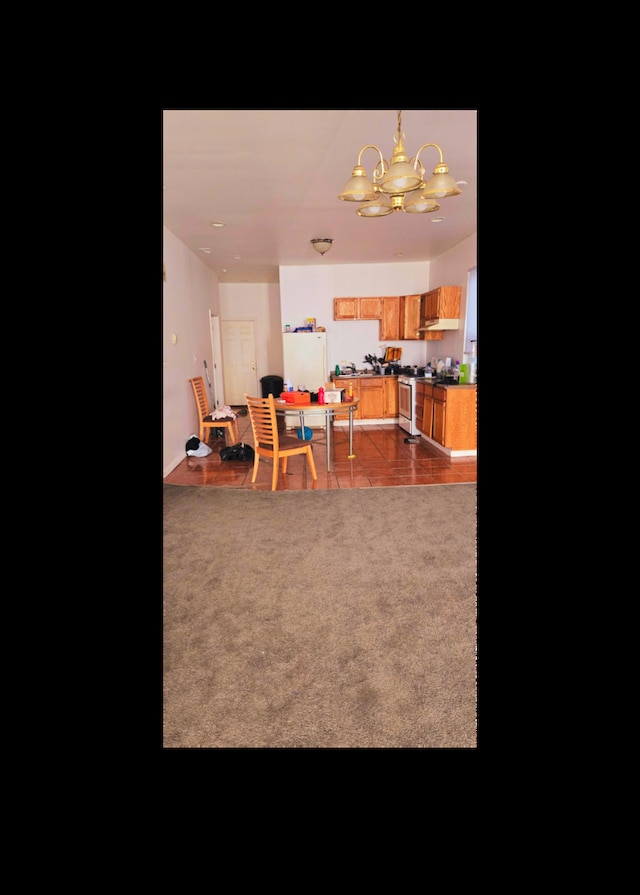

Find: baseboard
<box><xmin>333</xmin><ymin>418</ymin><xmax>398</xmax><ymax>427</ymax></box>
<box><xmin>164</xmin><ymin>452</ymin><xmax>186</xmax><ymax>479</ymax></box>
<box><xmin>419</xmin><ymin>433</ymin><xmax>477</xmax><ymax>458</ymax></box>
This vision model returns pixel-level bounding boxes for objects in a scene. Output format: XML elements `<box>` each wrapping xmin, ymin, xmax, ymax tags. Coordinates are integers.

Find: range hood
<box><xmin>417</xmin><ymin>318</ymin><xmax>460</xmax><ymax>332</ymax></box>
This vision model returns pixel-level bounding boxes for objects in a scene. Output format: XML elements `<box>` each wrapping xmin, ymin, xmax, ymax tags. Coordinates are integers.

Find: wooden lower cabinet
<box><xmin>332</xmin><ymin>377</ymin><xmax>398</xmax><ymax>420</ymax></box>
<box><xmin>432</xmin><ymin>396</ymin><xmax>446</xmax><ymax>444</ymax></box>
<box><xmin>360</xmin><ymin>379</ymin><xmax>384</xmax><ymax>418</ymax></box>
<box><xmin>423</xmin><ymin>384</ymin><xmax>476</xmax><ymax>450</ymax></box>
<box><xmin>383</xmin><ymin>377</ymin><xmax>398</xmax><ymax>417</ymax></box>
<box><xmin>333</xmin><ymin>380</ymin><xmax>360</xmax><ymax>420</ymax></box>
<box><xmin>416</xmin><ymin>381</ymin><xmax>429</xmax><ymax>435</ymax></box>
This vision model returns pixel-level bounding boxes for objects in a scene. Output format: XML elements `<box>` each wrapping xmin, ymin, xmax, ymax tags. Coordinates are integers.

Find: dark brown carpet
<box><xmin>163</xmin><ymin>483</ymin><xmax>477</xmax><ymax>748</ymax></box>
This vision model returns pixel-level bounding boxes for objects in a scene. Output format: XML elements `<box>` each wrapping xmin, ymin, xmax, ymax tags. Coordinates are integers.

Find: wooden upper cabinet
<box><xmin>399</xmin><ymin>294</ymin><xmax>422</xmax><ymax>340</ymax></box>
<box><xmin>334</xmin><ymin>298</ymin><xmax>358</xmax><ymax>319</ymax></box>
<box><xmin>333</xmin><ymin>291</ymin><xmax>452</xmax><ymax>342</ymax></box>
<box><xmin>333</xmin><ymin>297</ymin><xmax>382</xmax><ymax>320</ymax></box>
<box><xmin>379</xmin><ymin>296</ymin><xmax>400</xmax><ymax>339</ymax></box>
<box><xmin>358</xmin><ymin>297</ymin><xmax>382</xmax><ymax>319</ymax></box>
<box><xmin>423</xmin><ymin>286</ymin><xmax>461</xmax><ymax>322</ymax></box>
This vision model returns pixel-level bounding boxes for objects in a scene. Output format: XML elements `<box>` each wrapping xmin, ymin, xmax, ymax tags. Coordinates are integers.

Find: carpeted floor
<box><xmin>163</xmin><ymin>482</ymin><xmax>477</xmax><ymax>749</ymax></box>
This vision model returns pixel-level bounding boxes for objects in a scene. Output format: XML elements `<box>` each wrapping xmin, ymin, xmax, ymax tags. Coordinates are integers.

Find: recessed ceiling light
<box><xmin>210</xmin><ymin>221</ymin><xmax>225</xmax><ymax>228</ymax></box>
<box><xmin>456</xmin><ymin>181</ymin><xmax>468</xmax><ymax>187</ymax></box>
<box><xmin>221</xmin><ymin>268</ymin><xmax>228</xmax><ymax>273</ymax></box>
<box><xmin>199</xmin><ymin>247</ymin><xmax>212</xmax><ymax>253</ymax></box>
<box><xmin>395</xmin><ymin>252</ymin><xmax>404</xmax><ymax>257</ymax></box>
<box><xmin>431</xmin><ymin>217</ymin><xmax>445</xmax><ymax>223</ymax></box>
<box><xmin>232</xmin><ymin>255</ymin><xmax>242</xmax><ymax>260</ymax></box>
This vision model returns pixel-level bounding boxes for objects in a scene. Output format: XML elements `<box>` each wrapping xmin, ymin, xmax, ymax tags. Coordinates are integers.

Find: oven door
<box><xmin>398</xmin><ymin>380</ymin><xmax>413</xmax><ymax>433</ymax></box>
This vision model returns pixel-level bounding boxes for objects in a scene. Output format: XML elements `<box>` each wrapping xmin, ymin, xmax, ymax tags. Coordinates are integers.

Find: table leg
<box><xmin>348</xmin><ymin>406</ymin><xmax>356</xmax><ymax>459</ymax></box>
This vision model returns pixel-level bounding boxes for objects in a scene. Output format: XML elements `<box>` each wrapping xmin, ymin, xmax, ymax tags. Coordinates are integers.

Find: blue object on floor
<box><xmin>297</xmin><ymin>427</ymin><xmax>312</xmax><ymax>440</ymax></box>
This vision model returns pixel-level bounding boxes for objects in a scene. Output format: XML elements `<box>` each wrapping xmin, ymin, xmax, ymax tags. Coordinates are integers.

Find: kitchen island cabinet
<box><xmin>416</xmin><ymin>380</ymin><xmax>429</xmax><ymax>435</ymax></box>
<box><xmin>417</xmin><ymin>382</ymin><xmax>476</xmax><ymax>452</ymax></box>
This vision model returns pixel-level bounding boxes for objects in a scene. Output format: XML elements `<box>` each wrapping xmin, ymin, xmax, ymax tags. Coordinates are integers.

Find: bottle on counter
<box><xmin>318</xmin><ymin>387</ymin><xmax>325</xmax><ymax>404</ymax></box>
<box><xmin>346</xmin><ymin>381</ymin><xmax>353</xmax><ymax>401</ymax></box>
<box><xmin>285</xmin><ymin>324</ymin><xmax>291</xmax><ymax>333</ymax></box>
<box><xmin>335</xmin><ymin>364</ymin><xmax>340</xmax><ymax>377</ymax></box>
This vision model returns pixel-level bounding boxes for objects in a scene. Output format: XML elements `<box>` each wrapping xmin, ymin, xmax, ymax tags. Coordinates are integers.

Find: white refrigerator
<box><xmin>282</xmin><ymin>332</ymin><xmax>328</xmax><ymax>430</ymax></box>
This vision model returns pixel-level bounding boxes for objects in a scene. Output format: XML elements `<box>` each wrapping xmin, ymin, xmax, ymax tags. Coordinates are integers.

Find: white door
<box><xmin>209</xmin><ymin>313</ymin><xmax>225</xmax><ymax>407</ymax></box>
<box><xmin>221</xmin><ymin>320</ymin><xmax>258</xmax><ymax>405</ymax></box>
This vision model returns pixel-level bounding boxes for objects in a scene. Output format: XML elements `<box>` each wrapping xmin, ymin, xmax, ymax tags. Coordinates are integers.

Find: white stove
<box><xmin>398</xmin><ymin>375</ymin><xmax>433</xmax><ymax>435</ymax></box>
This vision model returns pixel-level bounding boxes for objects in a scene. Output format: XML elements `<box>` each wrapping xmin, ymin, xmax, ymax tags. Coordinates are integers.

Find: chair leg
<box><xmin>272</xmin><ymin>458</ymin><xmax>279</xmax><ymax>491</ymax></box>
<box><xmin>306</xmin><ymin>446</ymin><xmax>317</xmax><ymax>480</ymax></box>
<box><xmin>251</xmin><ymin>455</ymin><xmax>260</xmax><ymax>483</ymax></box>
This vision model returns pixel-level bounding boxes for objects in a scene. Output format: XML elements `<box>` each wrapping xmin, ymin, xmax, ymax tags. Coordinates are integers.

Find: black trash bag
<box><xmin>220</xmin><ymin>442</ymin><xmax>255</xmax><ymax>461</ymax></box>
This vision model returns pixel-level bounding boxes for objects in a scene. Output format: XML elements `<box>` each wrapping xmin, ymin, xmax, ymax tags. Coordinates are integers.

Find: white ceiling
<box><xmin>162</xmin><ymin>109</ymin><xmax>477</xmax><ymax>284</ymax></box>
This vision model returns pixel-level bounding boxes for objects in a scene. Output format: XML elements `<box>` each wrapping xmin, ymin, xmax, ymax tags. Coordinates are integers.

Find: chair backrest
<box><xmin>245</xmin><ymin>393</ymin><xmax>278</xmax><ymax>449</ymax></box>
<box><xmin>189</xmin><ymin>376</ymin><xmax>210</xmax><ymax>418</ymax></box>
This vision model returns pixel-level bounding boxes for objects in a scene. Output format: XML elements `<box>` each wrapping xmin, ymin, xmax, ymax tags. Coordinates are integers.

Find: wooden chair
<box><xmin>189</xmin><ymin>376</ymin><xmax>240</xmax><ymax>446</ymax></box>
<box><xmin>244</xmin><ymin>393</ymin><xmax>317</xmax><ymax>491</ymax></box>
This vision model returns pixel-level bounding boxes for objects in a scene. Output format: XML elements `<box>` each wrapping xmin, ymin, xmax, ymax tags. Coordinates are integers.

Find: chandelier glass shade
<box><xmin>338</xmin><ymin>111</ymin><xmax>461</xmax><ymax>217</ymax></box>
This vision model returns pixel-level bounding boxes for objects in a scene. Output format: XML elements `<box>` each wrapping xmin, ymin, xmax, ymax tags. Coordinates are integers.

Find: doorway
<box><xmin>209</xmin><ymin>313</ymin><xmax>225</xmax><ymax>408</ymax></box>
<box><xmin>220</xmin><ymin>320</ymin><xmax>258</xmax><ymax>405</ymax></box>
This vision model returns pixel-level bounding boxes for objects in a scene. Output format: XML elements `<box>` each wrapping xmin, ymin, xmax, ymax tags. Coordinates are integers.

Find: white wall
<box><xmin>279</xmin><ymin>235</ymin><xmax>477</xmax><ymax>375</ymax></box>
<box><xmin>429</xmin><ymin>233</ymin><xmax>477</xmax><ymax>362</ymax></box>
<box><xmin>163</xmin><ymin>227</ymin><xmax>221</xmax><ymax>477</ymax></box>
<box><xmin>218</xmin><ymin>282</ymin><xmax>282</xmax><ymax>384</ymax></box>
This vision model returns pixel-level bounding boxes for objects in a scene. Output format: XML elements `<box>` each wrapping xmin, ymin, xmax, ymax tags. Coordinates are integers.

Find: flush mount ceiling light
<box><xmin>311</xmin><ymin>238</ymin><xmax>333</xmax><ymax>256</ymax></box>
<box><xmin>338</xmin><ymin>110</ymin><xmax>462</xmax><ymax>217</ymax></box>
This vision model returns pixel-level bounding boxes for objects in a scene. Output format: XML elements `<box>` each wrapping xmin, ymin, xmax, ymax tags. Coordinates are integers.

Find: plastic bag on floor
<box><xmin>185</xmin><ymin>435</ymin><xmax>213</xmax><ymax>457</ymax></box>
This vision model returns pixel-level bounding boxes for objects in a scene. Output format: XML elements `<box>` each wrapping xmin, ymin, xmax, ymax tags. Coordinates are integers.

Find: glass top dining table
<box><xmin>274</xmin><ymin>399</ymin><xmax>360</xmax><ymax>472</ymax></box>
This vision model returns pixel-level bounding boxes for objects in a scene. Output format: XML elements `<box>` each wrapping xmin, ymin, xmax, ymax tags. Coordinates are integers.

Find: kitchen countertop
<box><xmin>332</xmin><ymin>373</ymin><xmax>398</xmax><ymax>380</ymax></box>
<box><xmin>418</xmin><ymin>380</ymin><xmax>477</xmax><ymax>389</ymax></box>
<box><xmin>332</xmin><ymin>374</ymin><xmax>476</xmax><ymax>388</ymax></box>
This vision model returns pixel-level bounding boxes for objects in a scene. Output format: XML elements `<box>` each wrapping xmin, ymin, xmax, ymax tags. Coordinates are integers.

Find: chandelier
<box><xmin>338</xmin><ymin>110</ymin><xmax>462</xmax><ymax>217</ymax></box>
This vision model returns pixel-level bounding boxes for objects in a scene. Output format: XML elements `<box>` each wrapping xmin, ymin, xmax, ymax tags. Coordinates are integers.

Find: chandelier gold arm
<box><xmin>414</xmin><ymin>142</ymin><xmax>445</xmax><ymax>170</ymax></box>
<box><xmin>356</xmin><ymin>144</ymin><xmax>388</xmax><ymax>176</ymax></box>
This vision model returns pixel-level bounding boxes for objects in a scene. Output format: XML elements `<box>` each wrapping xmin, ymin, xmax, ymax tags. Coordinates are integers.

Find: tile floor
<box><xmin>164</xmin><ymin>409</ymin><xmax>477</xmax><ymax>490</ymax></box>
